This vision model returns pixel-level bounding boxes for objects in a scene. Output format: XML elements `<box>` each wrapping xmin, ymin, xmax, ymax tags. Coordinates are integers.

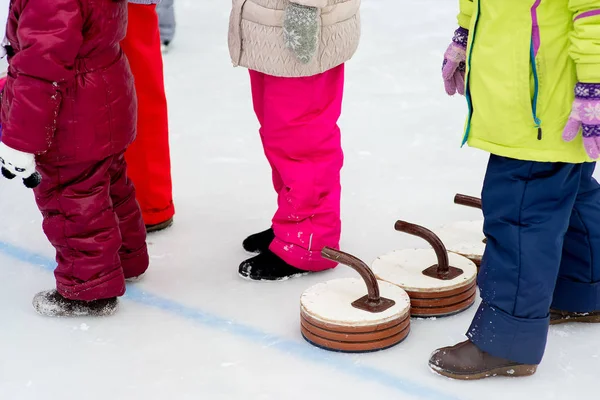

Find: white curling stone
<box><xmin>372</xmin><ymin>249</ymin><xmax>477</xmax><ymax>293</ymax></box>
<box><xmin>300</xmin><ymin>278</ymin><xmax>410</xmax><ymax>328</ymax></box>
<box><xmin>435</xmin><ymin>220</ymin><xmax>485</xmax><ymax>261</ymax></box>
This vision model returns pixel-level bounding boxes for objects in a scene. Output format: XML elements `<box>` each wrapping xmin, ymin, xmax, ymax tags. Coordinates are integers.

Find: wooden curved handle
<box><xmin>321</xmin><ymin>247</ymin><xmax>395</xmax><ymax>313</ymax></box>
<box><xmin>455</xmin><ymin>193</ymin><xmax>486</xmax><ymax>245</ymax></box>
<box><xmin>454</xmin><ymin>194</ymin><xmax>482</xmax><ymax>210</ymax></box>
<box><xmin>394</xmin><ymin>221</ymin><xmax>450</xmax><ymax>275</ymax></box>
<box><xmin>322</xmin><ymin>247</ymin><xmax>381</xmax><ymax>302</ymax></box>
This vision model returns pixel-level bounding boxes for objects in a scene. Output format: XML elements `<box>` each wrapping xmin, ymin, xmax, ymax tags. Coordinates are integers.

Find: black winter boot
<box><xmin>242</xmin><ymin>228</ymin><xmax>275</xmax><ymax>253</ymax></box>
<box><xmin>239</xmin><ymin>249</ymin><xmax>311</xmax><ymax>281</ymax></box>
<box><xmin>32</xmin><ymin>290</ymin><xmax>118</xmax><ymax>317</ymax></box>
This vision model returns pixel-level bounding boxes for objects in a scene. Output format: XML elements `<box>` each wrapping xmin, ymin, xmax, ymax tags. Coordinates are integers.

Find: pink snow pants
<box><xmin>249</xmin><ymin>64</ymin><xmax>345</xmax><ymax>272</ymax></box>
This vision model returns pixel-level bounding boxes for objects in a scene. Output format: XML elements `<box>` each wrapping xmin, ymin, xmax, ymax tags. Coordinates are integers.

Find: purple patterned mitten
<box><xmin>442</xmin><ymin>27</ymin><xmax>468</xmax><ymax>96</ymax></box>
<box><xmin>563</xmin><ymin>83</ymin><xmax>600</xmax><ymax>159</ymax></box>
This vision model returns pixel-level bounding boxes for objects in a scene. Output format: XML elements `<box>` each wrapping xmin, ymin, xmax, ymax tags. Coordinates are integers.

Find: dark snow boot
<box><xmin>242</xmin><ymin>228</ymin><xmax>275</xmax><ymax>253</ymax></box>
<box><xmin>32</xmin><ymin>290</ymin><xmax>118</xmax><ymax>317</ymax></box>
<box><xmin>550</xmin><ymin>309</ymin><xmax>600</xmax><ymax>325</ymax></box>
<box><xmin>429</xmin><ymin>340</ymin><xmax>537</xmax><ymax>380</ymax></box>
<box><xmin>239</xmin><ymin>250</ymin><xmax>311</xmax><ymax>281</ymax></box>
<box><xmin>146</xmin><ymin>217</ymin><xmax>174</xmax><ymax>233</ymax></box>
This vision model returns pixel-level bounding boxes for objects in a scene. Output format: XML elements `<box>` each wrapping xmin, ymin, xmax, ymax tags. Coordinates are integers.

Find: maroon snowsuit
<box><xmin>1</xmin><ymin>0</ymin><xmax>149</xmax><ymax>301</ymax></box>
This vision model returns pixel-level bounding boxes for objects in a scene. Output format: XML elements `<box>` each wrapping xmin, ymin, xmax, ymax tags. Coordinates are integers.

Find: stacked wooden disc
<box><xmin>372</xmin><ymin>221</ymin><xmax>478</xmax><ymax>317</ymax></box>
<box><xmin>300</xmin><ymin>248</ymin><xmax>411</xmax><ymax>353</ymax></box>
<box><xmin>436</xmin><ymin>194</ymin><xmax>485</xmax><ymax>268</ymax></box>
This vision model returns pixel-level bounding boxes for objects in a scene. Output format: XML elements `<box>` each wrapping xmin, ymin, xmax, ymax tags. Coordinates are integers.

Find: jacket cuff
<box><xmin>577</xmin><ymin>64</ymin><xmax>600</xmax><ymax>83</ymax></box>
<box><xmin>457</xmin><ymin>0</ymin><xmax>474</xmax><ymax>29</ymax></box>
<box><xmin>0</xmin><ymin>135</ymin><xmax>44</xmax><ymax>155</ymax></box>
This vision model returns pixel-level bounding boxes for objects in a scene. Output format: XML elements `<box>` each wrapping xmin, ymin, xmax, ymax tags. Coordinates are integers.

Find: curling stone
<box><xmin>372</xmin><ymin>221</ymin><xmax>478</xmax><ymax>318</ymax></box>
<box><xmin>435</xmin><ymin>194</ymin><xmax>485</xmax><ymax>268</ymax></box>
<box><xmin>300</xmin><ymin>248</ymin><xmax>411</xmax><ymax>353</ymax></box>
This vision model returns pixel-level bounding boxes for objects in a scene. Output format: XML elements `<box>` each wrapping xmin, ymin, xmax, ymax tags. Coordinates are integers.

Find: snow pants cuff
<box><xmin>143</xmin><ymin>202</ymin><xmax>175</xmax><ymax>226</ymax></box>
<box><xmin>552</xmin><ymin>277</ymin><xmax>600</xmax><ymax>313</ymax></box>
<box><xmin>121</xmin><ymin>243</ymin><xmax>150</xmax><ymax>279</ymax></box>
<box><xmin>467</xmin><ymin>301</ymin><xmax>548</xmax><ymax>365</ymax></box>
<box><xmin>57</xmin><ymin>268</ymin><xmax>126</xmax><ymax>302</ymax></box>
<box><xmin>269</xmin><ymin>238</ymin><xmax>337</xmax><ymax>272</ymax></box>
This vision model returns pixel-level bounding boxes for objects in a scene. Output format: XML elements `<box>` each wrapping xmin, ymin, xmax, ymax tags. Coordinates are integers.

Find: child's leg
<box><xmin>157</xmin><ymin>0</ymin><xmax>176</xmax><ymax>44</ymax></box>
<box><xmin>467</xmin><ymin>155</ymin><xmax>581</xmax><ymax>365</ymax></box>
<box><xmin>34</xmin><ymin>157</ymin><xmax>126</xmax><ymax>301</ymax></box>
<box><xmin>108</xmin><ymin>151</ymin><xmax>149</xmax><ymax>279</ymax></box>
<box><xmin>121</xmin><ymin>3</ymin><xmax>175</xmax><ymax>227</ymax></box>
<box><xmin>260</xmin><ymin>64</ymin><xmax>345</xmax><ymax>272</ymax></box>
<box><xmin>552</xmin><ymin>162</ymin><xmax>600</xmax><ymax>313</ymax></box>
<box><xmin>249</xmin><ymin>70</ymin><xmax>284</xmax><ymax>195</ymax></box>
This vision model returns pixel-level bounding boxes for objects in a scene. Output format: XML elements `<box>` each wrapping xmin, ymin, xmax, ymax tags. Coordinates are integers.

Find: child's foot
<box><xmin>125</xmin><ymin>274</ymin><xmax>145</xmax><ymax>283</ymax></box>
<box><xmin>32</xmin><ymin>290</ymin><xmax>118</xmax><ymax>317</ymax></box>
<box><xmin>161</xmin><ymin>41</ymin><xmax>171</xmax><ymax>53</ymax></box>
<box><xmin>242</xmin><ymin>228</ymin><xmax>274</xmax><ymax>253</ymax></box>
<box><xmin>239</xmin><ymin>250</ymin><xmax>311</xmax><ymax>281</ymax></box>
<box><xmin>429</xmin><ymin>340</ymin><xmax>537</xmax><ymax>380</ymax></box>
<box><xmin>550</xmin><ymin>309</ymin><xmax>600</xmax><ymax>325</ymax></box>
<box><xmin>146</xmin><ymin>217</ymin><xmax>174</xmax><ymax>233</ymax></box>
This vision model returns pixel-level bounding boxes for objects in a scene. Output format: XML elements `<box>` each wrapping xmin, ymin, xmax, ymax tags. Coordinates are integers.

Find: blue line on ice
<box><xmin>0</xmin><ymin>240</ymin><xmax>459</xmax><ymax>400</ymax></box>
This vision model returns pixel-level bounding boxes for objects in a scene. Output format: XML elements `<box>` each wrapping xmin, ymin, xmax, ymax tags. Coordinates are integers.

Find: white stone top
<box><xmin>435</xmin><ymin>220</ymin><xmax>485</xmax><ymax>259</ymax></box>
<box><xmin>372</xmin><ymin>249</ymin><xmax>477</xmax><ymax>293</ymax></box>
<box><xmin>300</xmin><ymin>278</ymin><xmax>410</xmax><ymax>327</ymax></box>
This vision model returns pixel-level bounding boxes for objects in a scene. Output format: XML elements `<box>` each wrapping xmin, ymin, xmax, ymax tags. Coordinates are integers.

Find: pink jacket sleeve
<box><xmin>1</xmin><ymin>0</ymin><xmax>83</xmax><ymax>154</ymax></box>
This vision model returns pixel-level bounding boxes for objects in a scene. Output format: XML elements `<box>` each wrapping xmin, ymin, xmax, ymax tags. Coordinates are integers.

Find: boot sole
<box><xmin>550</xmin><ymin>314</ymin><xmax>600</xmax><ymax>325</ymax></box>
<box><xmin>242</xmin><ymin>247</ymin><xmax>268</xmax><ymax>255</ymax></box>
<box><xmin>429</xmin><ymin>363</ymin><xmax>537</xmax><ymax>380</ymax></box>
<box><xmin>125</xmin><ymin>274</ymin><xmax>145</xmax><ymax>283</ymax></box>
<box><xmin>33</xmin><ymin>299</ymin><xmax>119</xmax><ymax>317</ymax></box>
<box><xmin>146</xmin><ymin>218</ymin><xmax>174</xmax><ymax>233</ymax></box>
<box><xmin>238</xmin><ymin>270</ymin><xmax>310</xmax><ymax>282</ymax></box>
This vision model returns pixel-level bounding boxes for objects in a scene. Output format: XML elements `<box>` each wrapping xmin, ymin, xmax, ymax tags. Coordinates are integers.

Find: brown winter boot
<box><xmin>429</xmin><ymin>340</ymin><xmax>537</xmax><ymax>380</ymax></box>
<box><xmin>550</xmin><ymin>309</ymin><xmax>600</xmax><ymax>325</ymax></box>
<box><xmin>146</xmin><ymin>217</ymin><xmax>174</xmax><ymax>233</ymax></box>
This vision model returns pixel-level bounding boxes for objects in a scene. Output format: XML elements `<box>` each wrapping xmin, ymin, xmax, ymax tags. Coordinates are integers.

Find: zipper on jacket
<box><xmin>461</xmin><ymin>0</ymin><xmax>481</xmax><ymax>146</ymax></box>
<box><xmin>530</xmin><ymin>0</ymin><xmax>542</xmax><ymax>140</ymax></box>
<box><xmin>530</xmin><ymin>42</ymin><xmax>542</xmax><ymax>140</ymax></box>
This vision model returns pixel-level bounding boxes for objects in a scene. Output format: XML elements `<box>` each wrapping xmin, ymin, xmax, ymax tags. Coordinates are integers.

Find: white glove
<box><xmin>0</xmin><ymin>142</ymin><xmax>41</xmax><ymax>188</ymax></box>
<box><xmin>283</xmin><ymin>3</ymin><xmax>319</xmax><ymax>64</ymax></box>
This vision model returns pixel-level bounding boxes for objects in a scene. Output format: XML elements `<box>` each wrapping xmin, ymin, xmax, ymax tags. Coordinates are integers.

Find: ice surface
<box><xmin>1</xmin><ymin>0</ymin><xmax>599</xmax><ymax>399</ymax></box>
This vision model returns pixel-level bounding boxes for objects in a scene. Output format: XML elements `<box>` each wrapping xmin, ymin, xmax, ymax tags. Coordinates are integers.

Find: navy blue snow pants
<box><xmin>468</xmin><ymin>155</ymin><xmax>600</xmax><ymax>365</ymax></box>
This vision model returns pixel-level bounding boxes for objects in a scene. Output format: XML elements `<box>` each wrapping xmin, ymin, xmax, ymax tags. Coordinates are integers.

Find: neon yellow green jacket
<box><xmin>458</xmin><ymin>0</ymin><xmax>600</xmax><ymax>163</ymax></box>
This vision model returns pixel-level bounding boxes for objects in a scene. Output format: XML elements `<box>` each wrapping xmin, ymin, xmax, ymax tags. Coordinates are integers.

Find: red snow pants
<box><xmin>249</xmin><ymin>64</ymin><xmax>345</xmax><ymax>272</ymax></box>
<box><xmin>34</xmin><ymin>152</ymin><xmax>149</xmax><ymax>301</ymax></box>
<box><xmin>121</xmin><ymin>3</ymin><xmax>175</xmax><ymax>226</ymax></box>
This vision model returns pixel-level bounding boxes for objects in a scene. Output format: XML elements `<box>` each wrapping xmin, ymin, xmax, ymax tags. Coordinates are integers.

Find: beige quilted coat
<box><xmin>228</xmin><ymin>0</ymin><xmax>361</xmax><ymax>77</ymax></box>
